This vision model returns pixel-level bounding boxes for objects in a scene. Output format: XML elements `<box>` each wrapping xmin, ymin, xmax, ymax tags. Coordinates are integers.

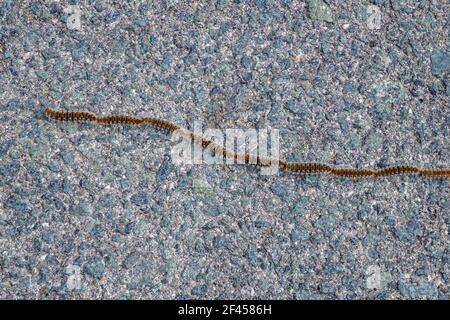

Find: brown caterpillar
<box><xmin>44</xmin><ymin>108</ymin><xmax>450</xmax><ymax>179</ymax></box>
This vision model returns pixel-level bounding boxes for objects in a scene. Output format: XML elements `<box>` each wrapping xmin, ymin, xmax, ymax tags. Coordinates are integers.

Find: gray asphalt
<box><xmin>0</xmin><ymin>0</ymin><xmax>449</xmax><ymax>299</ymax></box>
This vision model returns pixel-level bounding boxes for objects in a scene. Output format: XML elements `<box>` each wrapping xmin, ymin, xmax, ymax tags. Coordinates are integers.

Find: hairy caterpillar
<box><xmin>44</xmin><ymin>108</ymin><xmax>450</xmax><ymax>178</ymax></box>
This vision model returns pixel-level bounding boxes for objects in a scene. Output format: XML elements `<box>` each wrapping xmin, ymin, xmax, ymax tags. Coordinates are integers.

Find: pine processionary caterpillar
<box><xmin>44</xmin><ymin>108</ymin><xmax>450</xmax><ymax>179</ymax></box>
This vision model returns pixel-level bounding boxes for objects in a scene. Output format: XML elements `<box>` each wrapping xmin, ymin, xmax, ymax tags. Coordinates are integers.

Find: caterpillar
<box><xmin>44</xmin><ymin>108</ymin><xmax>450</xmax><ymax>178</ymax></box>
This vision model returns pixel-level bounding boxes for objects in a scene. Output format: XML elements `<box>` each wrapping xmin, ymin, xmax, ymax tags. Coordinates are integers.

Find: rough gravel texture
<box><xmin>0</xmin><ymin>0</ymin><xmax>449</xmax><ymax>300</ymax></box>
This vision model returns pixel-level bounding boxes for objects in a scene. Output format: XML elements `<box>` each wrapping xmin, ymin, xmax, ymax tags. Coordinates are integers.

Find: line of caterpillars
<box><xmin>44</xmin><ymin>108</ymin><xmax>450</xmax><ymax>178</ymax></box>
